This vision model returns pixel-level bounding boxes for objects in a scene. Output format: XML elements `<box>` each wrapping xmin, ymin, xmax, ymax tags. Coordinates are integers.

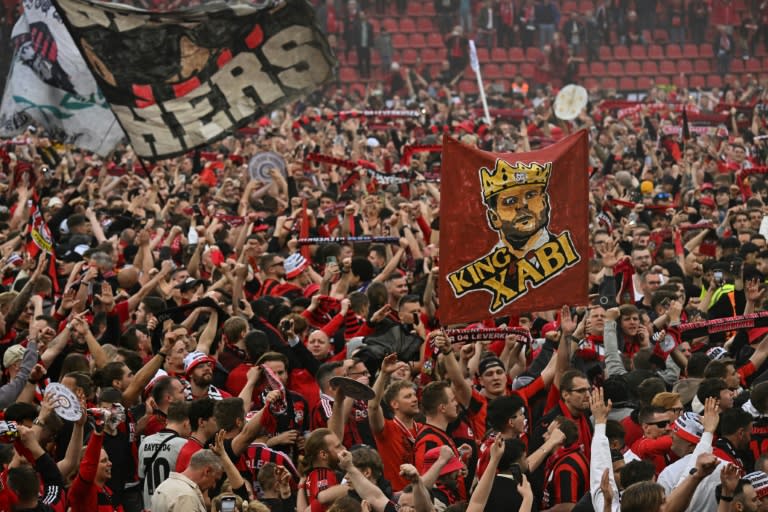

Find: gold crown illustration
<box><xmin>480</xmin><ymin>159</ymin><xmax>552</xmax><ymax>200</ymax></box>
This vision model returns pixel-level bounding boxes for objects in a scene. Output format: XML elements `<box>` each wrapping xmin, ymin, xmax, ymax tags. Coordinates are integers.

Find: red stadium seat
<box><xmin>402</xmin><ymin>49</ymin><xmax>418</xmax><ymax>65</ymax></box>
<box><xmin>589</xmin><ymin>62</ymin><xmax>606</xmax><ymax>76</ymax></box>
<box><xmin>459</xmin><ymin>80</ymin><xmax>478</xmax><ymax>94</ymax></box>
<box><xmin>427</xmin><ymin>33</ymin><xmax>444</xmax><ymax>48</ymax></box>
<box><xmin>746</xmin><ymin>58</ymin><xmax>762</xmax><ymax>73</ymax></box>
<box><xmin>678</xmin><ymin>60</ymin><xmax>693</xmax><ymax>74</ymax></box>
<box><xmin>421</xmin><ymin>48</ymin><xmax>442</xmax><ymax>63</ymax></box>
<box><xmin>625</xmin><ymin>61</ymin><xmax>641</xmax><ymax>74</ymax></box>
<box><xmin>406</xmin><ymin>3</ymin><xmax>422</xmax><ymax>16</ymax></box>
<box><xmin>417</xmin><ymin>18</ymin><xmax>433</xmax><ymax>33</ymax></box>
<box><xmin>502</xmin><ymin>63</ymin><xmax>517</xmax><ymax>76</ymax></box>
<box><xmin>607</xmin><ymin>61</ymin><xmax>623</xmax><ymax>77</ymax></box>
<box><xmin>648</xmin><ymin>45</ymin><xmax>664</xmax><ymax>59</ymax></box>
<box><xmin>484</xmin><ymin>64</ymin><xmax>502</xmax><ymax>79</ymax></box>
<box><xmin>491</xmin><ymin>48</ymin><xmax>507</xmax><ymax>62</ymax></box>
<box><xmin>694</xmin><ymin>59</ymin><xmax>712</xmax><ymax>74</ymax></box>
<box><xmin>584</xmin><ymin>77</ymin><xmax>599</xmax><ymax>90</ymax></box>
<box><xmin>641</xmin><ymin>61</ymin><xmax>658</xmax><ymax>75</ymax></box>
<box><xmin>613</xmin><ymin>46</ymin><xmax>630</xmax><ymax>60</ymax></box>
<box><xmin>630</xmin><ymin>45</ymin><xmax>646</xmax><ymax>59</ymax></box>
<box><xmin>340</xmin><ymin>67</ymin><xmax>358</xmax><ymax>82</ymax></box>
<box><xmin>400</xmin><ymin>19</ymin><xmax>416</xmax><ymax>32</ymax></box>
<box><xmin>731</xmin><ymin>59</ymin><xmax>745</xmax><ymax>72</ymax></box>
<box><xmin>689</xmin><ymin>74</ymin><xmax>706</xmax><ymax>88</ymax></box>
<box><xmin>683</xmin><ymin>44</ymin><xmax>699</xmax><ymax>58</ymax></box>
<box><xmin>410</xmin><ymin>34</ymin><xmax>426</xmax><ymax>48</ymax></box>
<box><xmin>619</xmin><ymin>77</ymin><xmax>635</xmax><ymax>90</ymax></box>
<box><xmin>599</xmin><ymin>46</ymin><xmax>612</xmax><ymax>60</ymax></box>
<box><xmin>666</xmin><ymin>45</ymin><xmax>682</xmax><ymax>59</ymax></box>
<box><xmin>520</xmin><ymin>62</ymin><xmax>534</xmax><ymax>75</ymax></box>
<box><xmin>526</xmin><ymin>47</ymin><xmax>542</xmax><ymax>61</ymax></box>
<box><xmin>382</xmin><ymin>18</ymin><xmax>398</xmax><ymax>33</ymax></box>
<box><xmin>699</xmin><ymin>44</ymin><xmax>714</xmax><ymax>58</ymax></box>
<box><xmin>706</xmin><ymin>74</ymin><xmax>723</xmax><ymax>88</ymax></box>
<box><xmin>508</xmin><ymin>48</ymin><xmax>525</xmax><ymax>62</ymax></box>
<box><xmin>660</xmin><ymin>61</ymin><xmax>676</xmax><ymax>75</ymax></box>
<box><xmin>392</xmin><ymin>34</ymin><xmax>408</xmax><ymax>48</ymax></box>
<box><xmin>475</xmin><ymin>47</ymin><xmax>490</xmax><ymax>62</ymax></box>
<box><xmin>601</xmin><ymin>77</ymin><xmax>617</xmax><ymax>89</ymax></box>
<box><xmin>636</xmin><ymin>76</ymin><xmax>652</xmax><ymax>90</ymax></box>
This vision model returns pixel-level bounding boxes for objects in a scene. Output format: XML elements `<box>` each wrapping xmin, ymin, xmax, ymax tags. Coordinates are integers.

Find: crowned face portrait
<box><xmin>446</xmin><ymin>158</ymin><xmax>581</xmax><ymax>314</ymax></box>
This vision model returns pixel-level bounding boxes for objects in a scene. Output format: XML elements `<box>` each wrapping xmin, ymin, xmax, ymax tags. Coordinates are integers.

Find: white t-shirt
<box><xmin>138</xmin><ymin>431</ymin><xmax>188</xmax><ymax>507</ymax></box>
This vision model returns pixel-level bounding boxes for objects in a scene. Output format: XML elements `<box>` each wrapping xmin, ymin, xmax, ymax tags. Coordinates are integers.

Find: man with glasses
<box><xmin>257</xmin><ymin>253</ymin><xmax>286</xmax><ymax>297</ymax></box>
<box><xmin>630</xmin><ymin>406</ymin><xmax>674</xmax><ymax>475</ymax></box>
<box><xmin>529</xmin><ymin>370</ymin><xmax>593</xmax><ymax>495</ymax></box>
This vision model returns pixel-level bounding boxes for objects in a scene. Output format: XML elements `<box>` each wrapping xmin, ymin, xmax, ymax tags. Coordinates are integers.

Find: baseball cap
<box><xmin>640</xmin><ymin>180</ymin><xmax>654</xmax><ymax>196</ymax></box>
<box><xmin>3</xmin><ymin>345</ymin><xmax>25</xmax><ymax>369</ymax></box>
<box><xmin>478</xmin><ymin>357</ymin><xmax>505</xmax><ymax>376</ymax></box>
<box><xmin>706</xmin><ymin>347</ymin><xmax>728</xmax><ymax>360</ymax></box>
<box><xmin>144</xmin><ymin>369</ymin><xmax>168</xmax><ymax>398</ymax></box>
<box><xmin>423</xmin><ymin>447</ymin><xmax>464</xmax><ymax>476</ymax></box>
<box><xmin>184</xmin><ymin>351</ymin><xmax>214</xmax><ymax>375</ymax></box>
<box><xmin>745</xmin><ymin>471</ymin><xmax>768</xmax><ymax>499</ymax></box>
<box><xmin>700</xmin><ymin>182</ymin><xmax>714</xmax><ymax>192</ymax></box>
<box><xmin>284</xmin><ymin>253</ymin><xmax>309</xmax><ymax>279</ymax></box>
<box><xmin>699</xmin><ymin>196</ymin><xmax>716</xmax><ymax>209</ymax></box>
<box><xmin>672</xmin><ymin>412</ymin><xmax>704</xmax><ymax>444</ymax></box>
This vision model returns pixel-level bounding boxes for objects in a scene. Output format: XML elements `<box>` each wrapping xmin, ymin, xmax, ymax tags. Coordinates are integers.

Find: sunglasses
<box><xmin>647</xmin><ymin>420</ymin><xmax>670</xmax><ymax>428</ymax></box>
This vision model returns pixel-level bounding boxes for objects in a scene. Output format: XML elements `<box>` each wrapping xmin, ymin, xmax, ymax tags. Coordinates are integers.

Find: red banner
<box><xmin>439</xmin><ymin>131</ymin><xmax>589</xmax><ymax>323</ymax></box>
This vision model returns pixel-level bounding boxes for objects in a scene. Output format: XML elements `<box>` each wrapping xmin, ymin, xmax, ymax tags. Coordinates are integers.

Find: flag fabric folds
<box><xmin>52</xmin><ymin>0</ymin><xmax>337</xmax><ymax>160</ymax></box>
<box><xmin>0</xmin><ymin>1</ymin><xmax>125</xmax><ymax>155</ymax></box>
<box><xmin>26</xmin><ymin>195</ymin><xmax>60</xmax><ymax>294</ymax></box>
<box><xmin>439</xmin><ymin>130</ymin><xmax>590</xmax><ymax>324</ymax></box>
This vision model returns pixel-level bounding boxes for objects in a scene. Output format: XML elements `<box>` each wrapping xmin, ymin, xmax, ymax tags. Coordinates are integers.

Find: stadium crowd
<box><xmin>2</xmin><ymin>3</ymin><xmax>768</xmax><ymax>512</ymax></box>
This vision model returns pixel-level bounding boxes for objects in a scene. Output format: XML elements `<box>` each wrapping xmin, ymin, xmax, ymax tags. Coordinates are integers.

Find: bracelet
<box><xmin>158</xmin><ymin>352</ymin><xmax>168</xmax><ymax>359</ymax></box>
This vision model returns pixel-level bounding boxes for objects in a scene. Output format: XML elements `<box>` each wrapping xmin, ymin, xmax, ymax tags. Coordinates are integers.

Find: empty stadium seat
<box><xmin>427</xmin><ymin>33</ymin><xmax>444</xmax><ymax>48</ymax></box>
<box><xmin>678</xmin><ymin>60</ymin><xmax>693</xmax><ymax>74</ymax></box>
<box><xmin>666</xmin><ymin>45</ymin><xmax>682</xmax><ymax>59</ymax></box>
<box><xmin>392</xmin><ymin>34</ymin><xmax>408</xmax><ymax>48</ymax></box>
<box><xmin>683</xmin><ymin>44</ymin><xmax>699</xmax><ymax>58</ymax></box>
<box><xmin>508</xmin><ymin>48</ymin><xmax>525</xmax><ymax>62</ymax></box>
<box><xmin>607</xmin><ymin>61</ymin><xmax>623</xmax><ymax>77</ymax></box>
<box><xmin>625</xmin><ymin>61</ymin><xmax>640</xmax><ymax>74</ymax></box>
<box><xmin>399</xmin><ymin>19</ymin><xmax>415</xmax><ymax>32</ymax></box>
<box><xmin>641</xmin><ymin>61</ymin><xmax>658</xmax><ymax>75</ymax></box>
<box><xmin>409</xmin><ymin>34</ymin><xmax>426</xmax><ymax>48</ymax></box>
<box><xmin>619</xmin><ymin>77</ymin><xmax>635</xmax><ymax>90</ymax></box>
<box><xmin>689</xmin><ymin>74</ymin><xmax>706</xmax><ymax>88</ymax></box>
<box><xmin>629</xmin><ymin>45</ymin><xmax>646</xmax><ymax>59</ymax></box>
<box><xmin>648</xmin><ymin>45</ymin><xmax>664</xmax><ymax>59</ymax></box>
<box><xmin>491</xmin><ymin>48</ymin><xmax>507</xmax><ymax>62</ymax></box>
<box><xmin>613</xmin><ymin>46</ymin><xmax>630</xmax><ymax>60</ymax></box>
<box><xmin>636</xmin><ymin>76</ymin><xmax>652</xmax><ymax>90</ymax></box>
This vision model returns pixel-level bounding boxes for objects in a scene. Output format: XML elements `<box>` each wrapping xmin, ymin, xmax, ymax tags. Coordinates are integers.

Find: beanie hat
<box><xmin>284</xmin><ymin>253</ymin><xmax>309</xmax><ymax>279</ymax></box>
<box><xmin>745</xmin><ymin>471</ymin><xmax>768</xmax><ymax>499</ymax></box>
<box><xmin>184</xmin><ymin>351</ymin><xmax>214</xmax><ymax>375</ymax></box>
<box><xmin>672</xmin><ymin>411</ymin><xmax>704</xmax><ymax>444</ymax></box>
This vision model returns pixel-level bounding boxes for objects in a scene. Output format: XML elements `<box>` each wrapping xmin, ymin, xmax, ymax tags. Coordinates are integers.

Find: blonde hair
<box><xmin>651</xmin><ymin>392</ymin><xmax>681</xmax><ymax>409</ymax></box>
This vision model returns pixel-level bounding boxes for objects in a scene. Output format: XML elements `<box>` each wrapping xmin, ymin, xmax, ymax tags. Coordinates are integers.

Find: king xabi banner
<box><xmin>52</xmin><ymin>0</ymin><xmax>337</xmax><ymax>159</ymax></box>
<box><xmin>0</xmin><ymin>0</ymin><xmax>125</xmax><ymax>155</ymax></box>
<box><xmin>439</xmin><ymin>131</ymin><xmax>589</xmax><ymax>324</ymax></box>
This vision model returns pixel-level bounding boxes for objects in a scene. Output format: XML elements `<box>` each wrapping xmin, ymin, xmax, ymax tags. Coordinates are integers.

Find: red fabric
<box><xmin>622</xmin><ymin>415</ymin><xmax>644</xmax><ymax>448</ymax></box>
<box><xmin>438</xmin><ymin>131</ymin><xmax>589</xmax><ymax>322</ymax></box>
<box><xmin>630</xmin><ymin>435</ymin><xmax>673</xmax><ymax>475</ymax></box>
<box><xmin>175</xmin><ymin>438</ymin><xmax>204</xmax><ymax>472</ymax></box>
<box><xmin>68</xmin><ymin>433</ymin><xmax>123</xmax><ymax>512</ymax></box>
<box><xmin>374</xmin><ymin>418</ymin><xmax>422</xmax><ymax>492</ymax></box>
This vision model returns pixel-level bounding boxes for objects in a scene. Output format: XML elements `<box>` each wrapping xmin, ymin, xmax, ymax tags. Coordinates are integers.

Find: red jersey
<box><xmin>68</xmin><ymin>432</ymin><xmax>124</xmax><ymax>512</ymax></box>
<box><xmin>373</xmin><ymin>417</ymin><xmax>422</xmax><ymax>492</ymax></box>
<box><xmin>175</xmin><ymin>437</ymin><xmax>206</xmax><ymax>472</ymax></box>
<box><xmin>304</xmin><ymin>467</ymin><xmax>341</xmax><ymax>512</ymax></box>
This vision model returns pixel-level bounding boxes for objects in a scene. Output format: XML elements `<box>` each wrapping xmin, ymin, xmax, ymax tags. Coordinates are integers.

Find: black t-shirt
<box><xmin>485</xmin><ymin>475</ymin><xmax>525</xmax><ymax>512</ymax></box>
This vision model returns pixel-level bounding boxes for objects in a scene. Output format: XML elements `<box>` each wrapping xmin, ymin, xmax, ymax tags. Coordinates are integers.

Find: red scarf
<box><xmin>557</xmin><ymin>399</ymin><xmax>592</xmax><ymax>461</ymax></box>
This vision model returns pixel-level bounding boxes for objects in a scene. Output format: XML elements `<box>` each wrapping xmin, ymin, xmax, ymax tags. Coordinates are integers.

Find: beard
<box><xmin>499</xmin><ymin>206</ymin><xmax>549</xmax><ymax>249</ymax></box>
<box><xmin>192</xmin><ymin>372</ymin><xmax>213</xmax><ymax>387</ymax></box>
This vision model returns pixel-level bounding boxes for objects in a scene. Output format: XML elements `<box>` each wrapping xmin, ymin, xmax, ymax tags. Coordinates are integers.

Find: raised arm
<box><xmin>434</xmin><ymin>330</ymin><xmax>472</xmax><ymax>408</ymax></box>
<box><xmin>338</xmin><ymin>450</ymin><xmax>390</xmax><ymax>512</ymax></box>
<box><xmin>368</xmin><ymin>354</ymin><xmax>399</xmax><ymax>435</ymax></box>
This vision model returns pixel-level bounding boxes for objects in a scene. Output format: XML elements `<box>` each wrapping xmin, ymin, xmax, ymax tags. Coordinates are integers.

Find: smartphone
<box><xmin>713</xmin><ymin>271</ymin><xmax>724</xmax><ymax>284</ymax></box>
<box><xmin>412</xmin><ymin>312</ymin><xmax>420</xmax><ymax>326</ymax></box>
<box><xmin>510</xmin><ymin>463</ymin><xmax>523</xmax><ymax>482</ymax></box>
<box><xmin>220</xmin><ymin>496</ymin><xmax>236</xmax><ymax>512</ymax></box>
<box><xmin>326</xmin><ymin>256</ymin><xmax>337</xmax><ymax>265</ymax></box>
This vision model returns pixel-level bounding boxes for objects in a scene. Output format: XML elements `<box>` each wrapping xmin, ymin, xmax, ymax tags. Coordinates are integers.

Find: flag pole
<box><xmin>468</xmin><ymin>40</ymin><xmax>491</xmax><ymax>126</ymax></box>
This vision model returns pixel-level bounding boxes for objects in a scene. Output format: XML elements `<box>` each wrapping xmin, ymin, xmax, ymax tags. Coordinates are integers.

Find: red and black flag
<box><xmin>26</xmin><ymin>195</ymin><xmax>59</xmax><ymax>294</ymax></box>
